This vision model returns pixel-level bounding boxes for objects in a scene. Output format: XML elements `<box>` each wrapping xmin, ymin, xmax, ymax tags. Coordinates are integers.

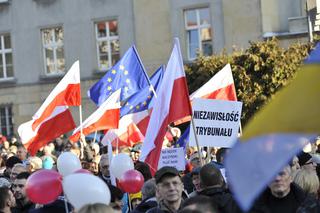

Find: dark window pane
<box><xmin>4</xmin><ymin>35</ymin><xmax>11</xmax><ymax>49</ymax></box>
<box><xmin>97</xmin><ymin>22</ymin><xmax>106</xmax><ymax>38</ymax></box>
<box><xmin>56</xmin><ymin>47</ymin><xmax>65</xmax><ymax>72</ymax></box>
<box><xmin>55</xmin><ymin>28</ymin><xmax>63</xmax><ymax>43</ymax></box>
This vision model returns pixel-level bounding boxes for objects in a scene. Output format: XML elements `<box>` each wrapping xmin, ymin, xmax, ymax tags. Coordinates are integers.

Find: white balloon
<box><xmin>110</xmin><ymin>153</ymin><xmax>134</xmax><ymax>178</ymax></box>
<box><xmin>57</xmin><ymin>152</ymin><xmax>81</xmax><ymax>177</ymax></box>
<box><xmin>63</xmin><ymin>173</ymin><xmax>111</xmax><ymax>209</ymax></box>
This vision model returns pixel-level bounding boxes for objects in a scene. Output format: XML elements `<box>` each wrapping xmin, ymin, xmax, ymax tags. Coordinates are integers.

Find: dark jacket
<box><xmin>199</xmin><ymin>186</ymin><xmax>241</xmax><ymax>213</ymax></box>
<box><xmin>250</xmin><ymin>183</ymin><xmax>320</xmax><ymax>213</ymax></box>
<box><xmin>146</xmin><ymin>200</ymin><xmax>182</xmax><ymax>213</ymax></box>
<box><xmin>130</xmin><ymin>197</ymin><xmax>158</xmax><ymax>213</ymax></box>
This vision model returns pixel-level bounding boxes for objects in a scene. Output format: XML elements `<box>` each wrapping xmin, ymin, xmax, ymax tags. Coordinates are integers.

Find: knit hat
<box><xmin>297</xmin><ymin>151</ymin><xmax>312</xmax><ymax>166</ymax></box>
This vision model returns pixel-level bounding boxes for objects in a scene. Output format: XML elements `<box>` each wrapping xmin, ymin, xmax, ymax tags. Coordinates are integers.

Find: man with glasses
<box><xmin>147</xmin><ymin>166</ymin><xmax>184</xmax><ymax>213</ymax></box>
<box><xmin>11</xmin><ymin>172</ymin><xmax>35</xmax><ymax>213</ymax></box>
<box><xmin>298</xmin><ymin>151</ymin><xmax>317</xmax><ymax>171</ymax></box>
<box><xmin>98</xmin><ymin>154</ymin><xmax>111</xmax><ymax>185</ymax></box>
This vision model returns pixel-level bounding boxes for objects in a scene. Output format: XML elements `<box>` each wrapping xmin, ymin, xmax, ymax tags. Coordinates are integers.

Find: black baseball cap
<box><xmin>155</xmin><ymin>166</ymin><xmax>179</xmax><ymax>184</ymax></box>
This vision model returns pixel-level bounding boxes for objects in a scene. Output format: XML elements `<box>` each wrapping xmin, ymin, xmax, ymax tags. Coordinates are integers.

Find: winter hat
<box><xmin>297</xmin><ymin>151</ymin><xmax>312</xmax><ymax>166</ymax></box>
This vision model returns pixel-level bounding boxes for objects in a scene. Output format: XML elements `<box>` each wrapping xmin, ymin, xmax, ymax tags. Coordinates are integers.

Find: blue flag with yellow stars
<box><xmin>120</xmin><ymin>66</ymin><xmax>164</xmax><ymax>117</ymax></box>
<box><xmin>88</xmin><ymin>46</ymin><xmax>150</xmax><ymax>106</ymax></box>
<box><xmin>173</xmin><ymin>125</ymin><xmax>190</xmax><ymax>150</ymax></box>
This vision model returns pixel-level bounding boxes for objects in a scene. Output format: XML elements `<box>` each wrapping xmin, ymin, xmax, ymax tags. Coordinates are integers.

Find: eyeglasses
<box><xmin>305</xmin><ymin>161</ymin><xmax>315</xmax><ymax>165</ymax></box>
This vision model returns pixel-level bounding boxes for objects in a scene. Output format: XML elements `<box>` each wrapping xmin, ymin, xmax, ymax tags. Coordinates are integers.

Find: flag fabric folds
<box><xmin>18</xmin><ymin>61</ymin><xmax>81</xmax><ymax>155</ymax></box>
<box><xmin>173</xmin><ymin>125</ymin><xmax>190</xmax><ymax>150</ymax></box>
<box><xmin>69</xmin><ymin>89</ymin><xmax>121</xmax><ymax>142</ymax></box>
<box><xmin>175</xmin><ymin>63</ymin><xmax>237</xmax><ymax>125</ymax></box>
<box><xmin>101</xmin><ymin>66</ymin><xmax>164</xmax><ymax>147</ymax></box>
<box><xmin>31</xmin><ymin>61</ymin><xmax>81</xmax><ymax>130</ymax></box>
<box><xmin>18</xmin><ymin>107</ymin><xmax>76</xmax><ymax>156</ymax></box>
<box><xmin>190</xmin><ymin>63</ymin><xmax>237</xmax><ymax>101</ymax></box>
<box><xmin>88</xmin><ymin>46</ymin><xmax>150</xmax><ymax>106</ymax></box>
<box><xmin>139</xmin><ymin>38</ymin><xmax>192</xmax><ymax>174</ymax></box>
<box><xmin>225</xmin><ymin>44</ymin><xmax>320</xmax><ymax>211</ymax></box>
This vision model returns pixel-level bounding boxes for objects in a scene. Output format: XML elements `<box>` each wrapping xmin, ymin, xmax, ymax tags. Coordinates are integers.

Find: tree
<box><xmin>185</xmin><ymin>38</ymin><xmax>313</xmax><ymax>126</ymax></box>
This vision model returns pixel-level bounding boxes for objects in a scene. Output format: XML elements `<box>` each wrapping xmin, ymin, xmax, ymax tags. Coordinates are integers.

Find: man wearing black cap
<box><xmin>147</xmin><ymin>166</ymin><xmax>184</xmax><ymax>213</ymax></box>
<box><xmin>298</xmin><ymin>151</ymin><xmax>316</xmax><ymax>171</ymax></box>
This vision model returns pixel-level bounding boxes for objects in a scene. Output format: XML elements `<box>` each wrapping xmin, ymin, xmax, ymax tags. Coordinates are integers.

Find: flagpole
<box><xmin>132</xmin><ymin>45</ymin><xmax>157</xmax><ymax>98</ymax></box>
<box><xmin>93</xmin><ymin>130</ymin><xmax>98</xmax><ymax>144</ymax></box>
<box><xmin>79</xmin><ymin>105</ymin><xmax>84</xmax><ymax>135</ymax></box>
<box><xmin>190</xmin><ymin>117</ymin><xmax>204</xmax><ymax>166</ymax></box>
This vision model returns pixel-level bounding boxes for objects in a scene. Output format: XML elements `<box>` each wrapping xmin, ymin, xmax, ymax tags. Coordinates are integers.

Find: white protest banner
<box><xmin>158</xmin><ymin>147</ymin><xmax>185</xmax><ymax>171</ymax></box>
<box><xmin>189</xmin><ymin>99</ymin><xmax>242</xmax><ymax>147</ymax></box>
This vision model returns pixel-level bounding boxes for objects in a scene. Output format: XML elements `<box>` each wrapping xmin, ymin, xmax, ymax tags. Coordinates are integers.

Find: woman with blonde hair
<box><xmin>294</xmin><ymin>169</ymin><xmax>320</xmax><ymax>198</ymax></box>
<box><xmin>77</xmin><ymin>203</ymin><xmax>119</xmax><ymax>213</ymax></box>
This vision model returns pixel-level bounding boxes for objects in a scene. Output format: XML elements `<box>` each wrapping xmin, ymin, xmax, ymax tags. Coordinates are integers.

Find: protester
<box><xmin>188</xmin><ymin>167</ymin><xmax>202</xmax><ymax>197</ymax></box>
<box><xmin>0</xmin><ymin>186</ymin><xmax>16</xmax><ymax>213</ymax></box>
<box><xmin>10</xmin><ymin>164</ymin><xmax>27</xmax><ymax>182</ymax></box>
<box><xmin>147</xmin><ymin>166</ymin><xmax>184</xmax><ymax>213</ymax></box>
<box><xmin>98</xmin><ymin>154</ymin><xmax>111</xmax><ymax>185</ymax></box>
<box><xmin>131</xmin><ymin>178</ymin><xmax>158</xmax><ymax>213</ymax></box>
<box><xmin>26</xmin><ymin>157</ymin><xmax>42</xmax><ymax>173</ymax></box>
<box><xmin>183</xmin><ymin>152</ymin><xmax>202</xmax><ymax>194</ymax></box>
<box><xmin>198</xmin><ymin>163</ymin><xmax>239</xmax><ymax>213</ymax></box>
<box><xmin>251</xmin><ymin>165</ymin><xmax>320</xmax><ymax>212</ymax></box>
<box><xmin>298</xmin><ymin>151</ymin><xmax>317</xmax><ymax>171</ymax></box>
<box><xmin>179</xmin><ymin>195</ymin><xmax>217</xmax><ymax>213</ymax></box>
<box><xmin>12</xmin><ymin>172</ymin><xmax>35</xmax><ymax>212</ymax></box>
<box><xmin>77</xmin><ymin>203</ymin><xmax>119</xmax><ymax>213</ymax></box>
<box><xmin>294</xmin><ymin>169</ymin><xmax>320</xmax><ymax>198</ymax></box>
<box><xmin>16</xmin><ymin>145</ymin><xmax>28</xmax><ymax>165</ymax></box>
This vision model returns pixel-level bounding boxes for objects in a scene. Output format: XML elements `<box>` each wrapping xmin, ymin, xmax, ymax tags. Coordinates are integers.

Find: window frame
<box><xmin>184</xmin><ymin>7</ymin><xmax>212</xmax><ymax>60</ymax></box>
<box><xmin>0</xmin><ymin>105</ymin><xmax>13</xmax><ymax>137</ymax></box>
<box><xmin>95</xmin><ymin>20</ymin><xmax>120</xmax><ymax>71</ymax></box>
<box><xmin>41</xmin><ymin>27</ymin><xmax>65</xmax><ymax>75</ymax></box>
<box><xmin>0</xmin><ymin>34</ymin><xmax>14</xmax><ymax>80</ymax></box>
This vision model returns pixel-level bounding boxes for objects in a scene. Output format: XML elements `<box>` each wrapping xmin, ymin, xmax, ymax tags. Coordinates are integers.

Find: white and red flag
<box><xmin>69</xmin><ymin>89</ymin><xmax>121</xmax><ymax>142</ymax></box>
<box><xmin>18</xmin><ymin>107</ymin><xmax>76</xmax><ymax>156</ymax></box>
<box><xmin>139</xmin><ymin>38</ymin><xmax>192</xmax><ymax>174</ymax></box>
<box><xmin>18</xmin><ymin>61</ymin><xmax>81</xmax><ymax>155</ymax></box>
<box><xmin>32</xmin><ymin>61</ymin><xmax>81</xmax><ymax>130</ymax></box>
<box><xmin>190</xmin><ymin>63</ymin><xmax>237</xmax><ymax>101</ymax></box>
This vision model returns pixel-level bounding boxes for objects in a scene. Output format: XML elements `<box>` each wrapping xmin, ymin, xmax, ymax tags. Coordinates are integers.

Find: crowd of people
<box><xmin>1</xmin><ymin>133</ymin><xmax>320</xmax><ymax>213</ymax></box>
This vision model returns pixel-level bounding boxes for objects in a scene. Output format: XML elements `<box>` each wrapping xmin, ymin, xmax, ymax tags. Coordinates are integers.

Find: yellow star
<box><xmin>107</xmin><ymin>78</ymin><xmax>112</xmax><ymax>82</ymax></box>
<box><xmin>143</xmin><ymin>101</ymin><xmax>147</xmax><ymax>106</ymax></box>
<box><xmin>119</xmin><ymin>65</ymin><xmax>125</xmax><ymax>70</ymax></box>
<box><xmin>136</xmin><ymin>105</ymin><xmax>140</xmax><ymax>110</ymax></box>
<box><xmin>126</xmin><ymin>79</ymin><xmax>131</xmax><ymax>84</ymax></box>
<box><xmin>124</xmin><ymin>70</ymin><xmax>129</xmax><ymax>75</ymax></box>
<box><xmin>130</xmin><ymin>105</ymin><xmax>133</xmax><ymax>110</ymax></box>
<box><xmin>111</xmin><ymin>69</ymin><xmax>116</xmax><ymax>74</ymax></box>
<box><xmin>107</xmin><ymin>86</ymin><xmax>112</xmax><ymax>91</ymax></box>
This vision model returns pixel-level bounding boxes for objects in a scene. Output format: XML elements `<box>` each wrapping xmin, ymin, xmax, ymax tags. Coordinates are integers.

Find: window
<box><xmin>41</xmin><ymin>27</ymin><xmax>65</xmax><ymax>75</ymax></box>
<box><xmin>0</xmin><ymin>34</ymin><xmax>14</xmax><ymax>79</ymax></box>
<box><xmin>95</xmin><ymin>20</ymin><xmax>120</xmax><ymax>71</ymax></box>
<box><xmin>0</xmin><ymin>105</ymin><xmax>13</xmax><ymax>137</ymax></box>
<box><xmin>184</xmin><ymin>8</ymin><xmax>213</xmax><ymax>60</ymax></box>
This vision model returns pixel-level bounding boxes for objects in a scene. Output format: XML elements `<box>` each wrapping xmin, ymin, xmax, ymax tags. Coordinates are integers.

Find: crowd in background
<box><xmin>1</xmin><ymin>133</ymin><xmax>320</xmax><ymax>213</ymax></box>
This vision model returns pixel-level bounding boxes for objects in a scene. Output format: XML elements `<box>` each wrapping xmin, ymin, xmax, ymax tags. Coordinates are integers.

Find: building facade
<box><xmin>0</xmin><ymin>0</ymin><xmax>317</xmax><ymax>137</ymax></box>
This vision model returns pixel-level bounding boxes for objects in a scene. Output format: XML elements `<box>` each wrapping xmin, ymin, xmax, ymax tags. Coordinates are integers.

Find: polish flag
<box><xmin>32</xmin><ymin>61</ymin><xmax>81</xmax><ymax>130</ymax></box>
<box><xmin>18</xmin><ymin>106</ymin><xmax>76</xmax><ymax>156</ymax></box>
<box><xmin>69</xmin><ymin>89</ymin><xmax>121</xmax><ymax>142</ymax></box>
<box><xmin>190</xmin><ymin>63</ymin><xmax>237</xmax><ymax>101</ymax></box>
<box><xmin>102</xmin><ymin>110</ymin><xmax>148</xmax><ymax>147</ymax></box>
<box><xmin>174</xmin><ymin>63</ymin><xmax>237</xmax><ymax>125</ymax></box>
<box><xmin>139</xmin><ymin>38</ymin><xmax>192</xmax><ymax>174</ymax></box>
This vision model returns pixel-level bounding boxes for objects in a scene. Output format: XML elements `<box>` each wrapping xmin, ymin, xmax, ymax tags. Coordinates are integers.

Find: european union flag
<box><xmin>120</xmin><ymin>66</ymin><xmax>164</xmax><ymax>117</ymax></box>
<box><xmin>173</xmin><ymin>125</ymin><xmax>190</xmax><ymax>150</ymax></box>
<box><xmin>88</xmin><ymin>46</ymin><xmax>150</xmax><ymax>106</ymax></box>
